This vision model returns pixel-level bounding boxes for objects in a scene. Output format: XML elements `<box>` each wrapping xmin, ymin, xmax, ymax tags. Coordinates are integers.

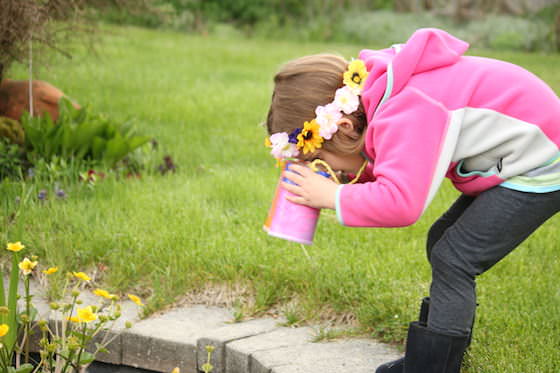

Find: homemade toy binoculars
<box><xmin>263</xmin><ymin>161</ymin><xmax>330</xmax><ymax>245</ymax></box>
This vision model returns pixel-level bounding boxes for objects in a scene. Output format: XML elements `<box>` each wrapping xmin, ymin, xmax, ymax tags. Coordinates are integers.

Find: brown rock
<box><xmin>0</xmin><ymin>79</ymin><xmax>79</xmax><ymax>122</ymax></box>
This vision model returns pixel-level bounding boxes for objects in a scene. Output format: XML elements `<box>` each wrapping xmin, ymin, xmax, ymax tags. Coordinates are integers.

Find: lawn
<box><xmin>2</xmin><ymin>25</ymin><xmax>559</xmax><ymax>372</ymax></box>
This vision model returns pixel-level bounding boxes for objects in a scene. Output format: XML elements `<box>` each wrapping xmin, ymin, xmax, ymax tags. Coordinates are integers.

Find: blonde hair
<box><xmin>266</xmin><ymin>54</ymin><xmax>367</xmax><ymax>160</ymax></box>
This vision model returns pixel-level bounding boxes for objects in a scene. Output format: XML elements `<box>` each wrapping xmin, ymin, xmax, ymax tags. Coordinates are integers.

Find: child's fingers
<box><xmin>283</xmin><ymin>163</ymin><xmax>315</xmax><ymax>184</ymax></box>
<box><xmin>287</xmin><ymin>163</ymin><xmax>313</xmax><ymax>175</ymax></box>
<box><xmin>281</xmin><ymin>181</ymin><xmax>303</xmax><ymax>196</ymax></box>
<box><xmin>282</xmin><ymin>170</ymin><xmax>305</xmax><ymax>185</ymax></box>
<box><xmin>284</xmin><ymin>194</ymin><xmax>308</xmax><ymax>205</ymax></box>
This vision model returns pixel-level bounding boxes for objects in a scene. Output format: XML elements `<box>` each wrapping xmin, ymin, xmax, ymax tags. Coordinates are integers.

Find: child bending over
<box><xmin>264</xmin><ymin>28</ymin><xmax>560</xmax><ymax>373</ymax></box>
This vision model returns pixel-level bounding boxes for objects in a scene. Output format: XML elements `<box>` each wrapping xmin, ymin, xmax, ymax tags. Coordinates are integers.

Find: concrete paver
<box><xmin>226</xmin><ymin>326</ymin><xmax>315</xmax><ymax>373</ymax></box>
<box><xmin>23</xmin><ymin>280</ymin><xmax>401</xmax><ymax>373</ymax></box>
<box><xmin>196</xmin><ymin>317</ymin><xmax>282</xmax><ymax>373</ymax></box>
<box><xmin>122</xmin><ymin>305</ymin><xmax>233</xmax><ymax>372</ymax></box>
<box><xmin>254</xmin><ymin>339</ymin><xmax>400</xmax><ymax>373</ymax></box>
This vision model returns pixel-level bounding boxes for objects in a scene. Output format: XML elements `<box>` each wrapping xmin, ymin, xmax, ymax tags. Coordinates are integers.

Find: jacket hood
<box><xmin>359</xmin><ymin>28</ymin><xmax>469</xmax><ymax>122</ymax></box>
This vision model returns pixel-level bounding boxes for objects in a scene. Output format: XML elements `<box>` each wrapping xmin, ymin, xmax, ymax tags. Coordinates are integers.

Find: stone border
<box><xmin>29</xmin><ymin>284</ymin><xmax>400</xmax><ymax>373</ymax></box>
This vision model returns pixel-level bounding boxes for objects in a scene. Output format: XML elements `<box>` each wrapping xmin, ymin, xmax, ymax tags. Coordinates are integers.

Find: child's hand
<box><xmin>281</xmin><ymin>163</ymin><xmax>338</xmax><ymax>210</ymax></box>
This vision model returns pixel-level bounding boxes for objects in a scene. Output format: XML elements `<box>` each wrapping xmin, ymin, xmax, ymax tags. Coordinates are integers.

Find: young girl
<box><xmin>264</xmin><ymin>28</ymin><xmax>560</xmax><ymax>372</ymax></box>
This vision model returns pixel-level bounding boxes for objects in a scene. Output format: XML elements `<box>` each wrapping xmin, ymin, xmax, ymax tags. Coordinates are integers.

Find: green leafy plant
<box><xmin>0</xmin><ymin>138</ymin><xmax>25</xmax><ymax>180</ymax></box>
<box><xmin>1</xmin><ymin>241</ymin><xmax>143</xmax><ymax>373</ymax></box>
<box><xmin>200</xmin><ymin>345</ymin><xmax>215</xmax><ymax>373</ymax></box>
<box><xmin>0</xmin><ymin>117</ymin><xmax>25</xmax><ymax>146</ymax></box>
<box><xmin>21</xmin><ymin>98</ymin><xmax>151</xmax><ymax>168</ymax></box>
<box><xmin>0</xmin><ymin>242</ymin><xmax>35</xmax><ymax>373</ymax></box>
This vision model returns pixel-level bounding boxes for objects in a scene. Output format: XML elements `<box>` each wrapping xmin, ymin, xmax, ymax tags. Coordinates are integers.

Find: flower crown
<box><xmin>266</xmin><ymin>59</ymin><xmax>369</xmax><ymax>160</ymax></box>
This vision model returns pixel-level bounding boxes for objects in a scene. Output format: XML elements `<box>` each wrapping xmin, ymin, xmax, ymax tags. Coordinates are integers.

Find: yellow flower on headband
<box><xmin>297</xmin><ymin>120</ymin><xmax>323</xmax><ymax>154</ymax></box>
<box><xmin>343</xmin><ymin>59</ymin><xmax>369</xmax><ymax>91</ymax></box>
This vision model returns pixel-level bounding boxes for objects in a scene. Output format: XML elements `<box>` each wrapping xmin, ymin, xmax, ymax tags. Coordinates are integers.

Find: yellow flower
<box><xmin>72</xmin><ymin>272</ymin><xmax>91</xmax><ymax>281</ymax></box>
<box><xmin>6</xmin><ymin>242</ymin><xmax>24</xmax><ymax>252</ymax></box>
<box><xmin>18</xmin><ymin>257</ymin><xmax>38</xmax><ymax>276</ymax></box>
<box><xmin>93</xmin><ymin>289</ymin><xmax>113</xmax><ymax>300</ymax></box>
<box><xmin>297</xmin><ymin>120</ymin><xmax>323</xmax><ymax>155</ymax></box>
<box><xmin>264</xmin><ymin>137</ymin><xmax>272</xmax><ymax>147</ymax></box>
<box><xmin>76</xmin><ymin>306</ymin><xmax>97</xmax><ymax>323</ymax></box>
<box><xmin>67</xmin><ymin>316</ymin><xmax>80</xmax><ymax>323</ymax></box>
<box><xmin>127</xmin><ymin>294</ymin><xmax>144</xmax><ymax>306</ymax></box>
<box><xmin>343</xmin><ymin>59</ymin><xmax>369</xmax><ymax>90</ymax></box>
<box><xmin>42</xmin><ymin>267</ymin><xmax>58</xmax><ymax>275</ymax></box>
<box><xmin>0</xmin><ymin>324</ymin><xmax>9</xmax><ymax>337</ymax></box>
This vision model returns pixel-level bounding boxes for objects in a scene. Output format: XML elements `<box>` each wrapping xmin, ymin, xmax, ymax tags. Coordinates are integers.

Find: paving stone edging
<box><xmin>28</xmin><ymin>282</ymin><xmax>400</xmax><ymax>373</ymax></box>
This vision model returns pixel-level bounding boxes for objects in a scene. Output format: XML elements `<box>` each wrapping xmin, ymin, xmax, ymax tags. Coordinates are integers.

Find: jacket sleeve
<box><xmin>336</xmin><ymin>87</ymin><xmax>452</xmax><ymax>227</ymax></box>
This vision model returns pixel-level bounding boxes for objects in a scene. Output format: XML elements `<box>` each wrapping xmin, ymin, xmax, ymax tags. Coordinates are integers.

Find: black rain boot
<box><xmin>375</xmin><ymin>297</ymin><xmax>430</xmax><ymax>373</ymax></box>
<box><xmin>403</xmin><ymin>322</ymin><xmax>469</xmax><ymax>373</ymax></box>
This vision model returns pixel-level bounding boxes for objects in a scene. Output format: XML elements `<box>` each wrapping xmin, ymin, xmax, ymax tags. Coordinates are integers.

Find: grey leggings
<box><xmin>426</xmin><ymin>186</ymin><xmax>560</xmax><ymax>336</ymax></box>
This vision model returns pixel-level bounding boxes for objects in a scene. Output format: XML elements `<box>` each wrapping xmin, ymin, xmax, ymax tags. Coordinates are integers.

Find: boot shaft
<box><xmin>404</xmin><ymin>322</ymin><xmax>469</xmax><ymax>373</ymax></box>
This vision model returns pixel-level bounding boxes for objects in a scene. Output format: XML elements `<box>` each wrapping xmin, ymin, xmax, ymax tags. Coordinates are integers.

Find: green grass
<box><xmin>2</xmin><ymin>26</ymin><xmax>560</xmax><ymax>372</ymax></box>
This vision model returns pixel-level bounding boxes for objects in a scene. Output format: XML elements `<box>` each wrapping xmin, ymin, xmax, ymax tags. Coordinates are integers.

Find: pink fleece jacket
<box><xmin>335</xmin><ymin>28</ymin><xmax>560</xmax><ymax>228</ymax></box>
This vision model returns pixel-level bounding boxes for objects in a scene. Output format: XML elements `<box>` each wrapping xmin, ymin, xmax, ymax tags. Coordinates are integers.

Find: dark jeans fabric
<box><xmin>425</xmin><ymin>186</ymin><xmax>560</xmax><ymax>336</ymax></box>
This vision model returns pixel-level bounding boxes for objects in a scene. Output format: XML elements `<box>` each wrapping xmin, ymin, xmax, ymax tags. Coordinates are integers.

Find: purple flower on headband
<box><xmin>288</xmin><ymin>128</ymin><xmax>302</xmax><ymax>144</ymax></box>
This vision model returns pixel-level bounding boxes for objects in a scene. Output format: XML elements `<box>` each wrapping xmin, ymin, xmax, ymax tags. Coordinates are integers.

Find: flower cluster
<box><xmin>1</xmin><ymin>241</ymin><xmax>145</xmax><ymax>373</ymax></box>
<box><xmin>266</xmin><ymin>59</ymin><xmax>369</xmax><ymax>159</ymax></box>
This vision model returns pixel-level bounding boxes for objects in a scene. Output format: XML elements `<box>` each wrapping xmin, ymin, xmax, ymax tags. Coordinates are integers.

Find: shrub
<box><xmin>0</xmin><ymin>138</ymin><xmax>25</xmax><ymax>180</ymax></box>
<box><xmin>21</xmin><ymin>98</ymin><xmax>151</xmax><ymax>168</ymax></box>
<box><xmin>124</xmin><ymin>0</ymin><xmax>393</xmax><ymax>33</ymax></box>
<box><xmin>334</xmin><ymin>10</ymin><xmax>452</xmax><ymax>45</ymax></box>
<box><xmin>0</xmin><ymin>0</ymin><xmax>86</xmax><ymax>82</ymax></box>
<box><xmin>0</xmin><ymin>117</ymin><xmax>25</xmax><ymax>146</ymax></box>
<box><xmin>333</xmin><ymin>10</ymin><xmax>553</xmax><ymax>52</ymax></box>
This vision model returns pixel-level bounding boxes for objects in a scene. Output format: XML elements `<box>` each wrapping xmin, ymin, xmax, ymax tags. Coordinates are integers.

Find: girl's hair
<box><xmin>266</xmin><ymin>54</ymin><xmax>367</xmax><ymax>160</ymax></box>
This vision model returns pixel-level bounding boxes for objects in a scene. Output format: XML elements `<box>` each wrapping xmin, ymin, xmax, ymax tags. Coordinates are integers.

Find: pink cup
<box><xmin>263</xmin><ymin>162</ymin><xmax>328</xmax><ymax>245</ymax></box>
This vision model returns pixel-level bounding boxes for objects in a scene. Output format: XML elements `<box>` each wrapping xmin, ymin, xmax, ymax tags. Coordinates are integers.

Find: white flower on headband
<box><xmin>315</xmin><ymin>103</ymin><xmax>342</xmax><ymax>140</ymax></box>
<box><xmin>334</xmin><ymin>86</ymin><xmax>360</xmax><ymax>115</ymax></box>
<box><xmin>265</xmin><ymin>58</ymin><xmax>368</xmax><ymax>162</ymax></box>
<box><xmin>269</xmin><ymin>132</ymin><xmax>299</xmax><ymax>159</ymax></box>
